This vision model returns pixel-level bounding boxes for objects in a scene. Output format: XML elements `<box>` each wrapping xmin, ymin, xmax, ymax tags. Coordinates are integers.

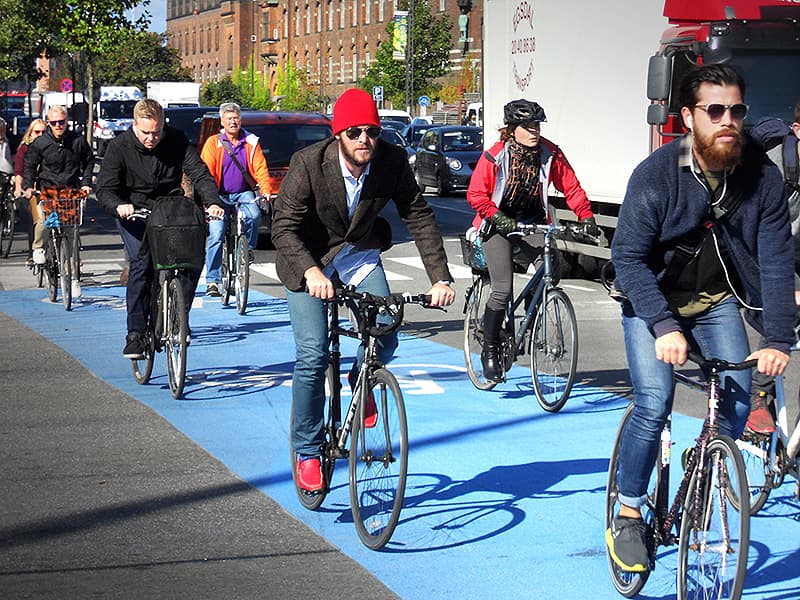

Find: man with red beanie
<box><xmin>272</xmin><ymin>87</ymin><xmax>455</xmax><ymax>494</ymax></box>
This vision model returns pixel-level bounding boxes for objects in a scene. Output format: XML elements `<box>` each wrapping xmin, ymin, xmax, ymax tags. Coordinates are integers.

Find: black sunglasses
<box><xmin>344</xmin><ymin>126</ymin><xmax>381</xmax><ymax>140</ymax></box>
<box><xmin>693</xmin><ymin>103</ymin><xmax>749</xmax><ymax>122</ymax></box>
<box><xmin>48</xmin><ymin>119</ymin><xmax>67</xmax><ymax>127</ymax></box>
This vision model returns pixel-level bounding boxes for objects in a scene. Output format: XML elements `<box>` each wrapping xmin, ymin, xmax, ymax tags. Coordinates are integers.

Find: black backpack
<box><xmin>750</xmin><ymin>117</ymin><xmax>799</xmax><ymax>193</ymax></box>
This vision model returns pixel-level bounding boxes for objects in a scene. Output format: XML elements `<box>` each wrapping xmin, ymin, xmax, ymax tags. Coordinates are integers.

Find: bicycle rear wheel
<box><xmin>677</xmin><ymin>435</ymin><xmax>749</xmax><ymax>600</ymax></box>
<box><xmin>235</xmin><ymin>233</ymin><xmax>250</xmax><ymax>315</ymax></box>
<box><xmin>463</xmin><ymin>277</ymin><xmax>499</xmax><ymax>390</ymax></box>
<box><xmin>132</xmin><ymin>292</ymin><xmax>160</xmax><ymax>385</ymax></box>
<box><xmin>164</xmin><ymin>278</ymin><xmax>188</xmax><ymax>399</ymax></box>
<box><xmin>44</xmin><ymin>236</ymin><xmax>58</xmax><ymax>302</ymax></box>
<box><xmin>735</xmin><ymin>429</ymin><xmax>775</xmax><ymax>515</ymax></box>
<box><xmin>349</xmin><ymin>367</ymin><xmax>408</xmax><ymax>550</ymax></box>
<box><xmin>0</xmin><ymin>194</ymin><xmax>14</xmax><ymax>258</ymax></box>
<box><xmin>291</xmin><ymin>365</ymin><xmax>338</xmax><ymax>510</ymax></box>
<box><xmin>605</xmin><ymin>402</ymin><xmax>651</xmax><ymax>597</ymax></box>
<box><xmin>530</xmin><ymin>288</ymin><xmax>577</xmax><ymax>412</ymax></box>
<box><xmin>60</xmin><ymin>234</ymin><xmax>73</xmax><ymax>311</ymax></box>
<box><xmin>221</xmin><ymin>232</ymin><xmax>232</xmax><ymax>306</ymax></box>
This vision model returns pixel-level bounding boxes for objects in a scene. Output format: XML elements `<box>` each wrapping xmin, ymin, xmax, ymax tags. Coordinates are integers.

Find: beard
<box><xmin>340</xmin><ymin>140</ymin><xmax>375</xmax><ymax>167</ymax></box>
<box><xmin>694</xmin><ymin>127</ymin><xmax>744</xmax><ymax>171</ymax></box>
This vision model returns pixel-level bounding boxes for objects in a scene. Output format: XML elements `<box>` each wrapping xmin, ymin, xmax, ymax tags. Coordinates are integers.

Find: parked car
<box><xmin>400</xmin><ymin>122</ymin><xmax>433</xmax><ymax>148</ymax></box>
<box><xmin>164</xmin><ymin>105</ymin><xmax>218</xmax><ymax>147</ymax></box>
<box><xmin>196</xmin><ymin>110</ymin><xmax>333</xmax><ymax>240</ymax></box>
<box><xmin>379</xmin><ymin>128</ymin><xmax>415</xmax><ymax>160</ymax></box>
<box><xmin>413</xmin><ymin>125</ymin><xmax>483</xmax><ymax>196</ymax></box>
<box><xmin>380</xmin><ymin>119</ymin><xmax>406</xmax><ymax>132</ymax></box>
<box><xmin>377</xmin><ymin>108</ymin><xmax>412</xmax><ymax>125</ymax></box>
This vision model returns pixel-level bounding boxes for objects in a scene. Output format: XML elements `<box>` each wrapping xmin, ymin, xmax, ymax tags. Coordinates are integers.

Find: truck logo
<box><xmin>511</xmin><ymin>0</ymin><xmax>536</xmax><ymax>92</ymax></box>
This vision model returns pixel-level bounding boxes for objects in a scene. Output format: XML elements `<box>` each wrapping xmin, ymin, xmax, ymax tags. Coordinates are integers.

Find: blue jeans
<box><xmin>117</xmin><ymin>217</ymin><xmax>201</xmax><ymax>335</ymax></box>
<box><xmin>616</xmin><ymin>297</ymin><xmax>752</xmax><ymax>508</ymax></box>
<box><xmin>204</xmin><ymin>191</ymin><xmax>261</xmax><ymax>284</ymax></box>
<box><xmin>286</xmin><ymin>265</ymin><xmax>398</xmax><ymax>456</ymax></box>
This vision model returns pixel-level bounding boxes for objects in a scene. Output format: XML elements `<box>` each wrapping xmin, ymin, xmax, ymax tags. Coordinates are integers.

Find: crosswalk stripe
<box><xmin>383</xmin><ymin>255</ymin><xmax>473</xmax><ymax>279</ymax></box>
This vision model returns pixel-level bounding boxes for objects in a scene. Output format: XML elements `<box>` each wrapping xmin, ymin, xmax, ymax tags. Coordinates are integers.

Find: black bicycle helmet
<box><xmin>503</xmin><ymin>99</ymin><xmax>546</xmax><ymax>125</ymax></box>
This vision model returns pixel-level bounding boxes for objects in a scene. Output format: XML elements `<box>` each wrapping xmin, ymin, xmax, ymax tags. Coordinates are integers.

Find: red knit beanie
<box><xmin>332</xmin><ymin>89</ymin><xmax>380</xmax><ymax>135</ymax></box>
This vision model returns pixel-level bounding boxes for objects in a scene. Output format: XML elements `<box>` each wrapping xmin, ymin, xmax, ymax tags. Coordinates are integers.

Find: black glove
<box><xmin>490</xmin><ymin>210</ymin><xmax>517</xmax><ymax>236</ymax></box>
<box><xmin>580</xmin><ymin>216</ymin><xmax>599</xmax><ymax>237</ymax></box>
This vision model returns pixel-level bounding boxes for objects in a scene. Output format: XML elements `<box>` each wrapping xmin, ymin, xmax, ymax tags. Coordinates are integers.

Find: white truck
<box><xmin>482</xmin><ymin>0</ymin><xmax>800</xmax><ymax>267</ymax></box>
<box><xmin>146</xmin><ymin>82</ymin><xmax>201</xmax><ymax>108</ymax></box>
<box><xmin>93</xmin><ymin>86</ymin><xmax>143</xmax><ymax>156</ymax></box>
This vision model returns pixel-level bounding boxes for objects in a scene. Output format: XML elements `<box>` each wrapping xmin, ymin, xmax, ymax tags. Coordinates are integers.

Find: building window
<box><xmin>228</xmin><ymin>36</ymin><xmax>234</xmax><ymax>69</ymax></box>
<box><xmin>306</xmin><ymin>3</ymin><xmax>311</xmax><ymax>33</ymax></box>
<box><xmin>378</xmin><ymin>0</ymin><xmax>384</xmax><ymax>21</ymax></box>
<box><xmin>284</xmin><ymin>9</ymin><xmax>289</xmax><ymax>37</ymax></box>
<box><xmin>365</xmin><ymin>0</ymin><xmax>370</xmax><ymax>24</ymax></box>
<box><xmin>439</xmin><ymin>0</ymin><xmax>444</xmax><ymax>11</ymax></box>
<box><xmin>352</xmin><ymin>0</ymin><xmax>357</xmax><ymax>26</ymax></box>
<box><xmin>262</xmin><ymin>13</ymin><xmax>270</xmax><ymax>40</ymax></box>
<box><xmin>328</xmin><ymin>0</ymin><xmax>333</xmax><ymax>30</ymax></box>
<box><xmin>295</xmin><ymin>6</ymin><xmax>301</xmax><ymax>36</ymax></box>
<box><xmin>365</xmin><ymin>50</ymin><xmax>371</xmax><ymax>68</ymax></box>
<box><xmin>352</xmin><ymin>51</ymin><xmax>358</xmax><ymax>80</ymax></box>
<box><xmin>329</xmin><ymin>56</ymin><xmax>334</xmax><ymax>81</ymax></box>
<box><xmin>340</xmin><ymin>0</ymin><xmax>345</xmax><ymax>28</ymax></box>
<box><xmin>340</xmin><ymin>54</ymin><xmax>345</xmax><ymax>81</ymax></box>
<box><xmin>317</xmin><ymin>2</ymin><xmax>322</xmax><ymax>32</ymax></box>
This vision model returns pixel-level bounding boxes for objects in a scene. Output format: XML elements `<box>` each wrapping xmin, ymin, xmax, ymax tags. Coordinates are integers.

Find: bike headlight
<box><xmin>446</xmin><ymin>157</ymin><xmax>463</xmax><ymax>171</ymax></box>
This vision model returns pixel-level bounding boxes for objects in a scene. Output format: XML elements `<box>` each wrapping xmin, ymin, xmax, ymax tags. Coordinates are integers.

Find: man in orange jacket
<box><xmin>200</xmin><ymin>102</ymin><xmax>270</xmax><ymax>296</ymax></box>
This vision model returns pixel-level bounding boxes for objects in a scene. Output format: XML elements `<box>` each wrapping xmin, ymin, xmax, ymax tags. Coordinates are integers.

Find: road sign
<box><xmin>418</xmin><ymin>95</ymin><xmax>430</xmax><ymax>107</ymax></box>
<box><xmin>60</xmin><ymin>78</ymin><xmax>73</xmax><ymax>93</ymax></box>
<box><xmin>373</xmin><ymin>86</ymin><xmax>384</xmax><ymax>101</ymax></box>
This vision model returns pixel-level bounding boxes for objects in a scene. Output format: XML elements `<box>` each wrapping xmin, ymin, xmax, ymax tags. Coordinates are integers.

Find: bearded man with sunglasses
<box><xmin>606</xmin><ymin>64</ymin><xmax>796</xmax><ymax>573</ymax></box>
<box><xmin>272</xmin><ymin>88</ymin><xmax>455</xmax><ymax>494</ymax></box>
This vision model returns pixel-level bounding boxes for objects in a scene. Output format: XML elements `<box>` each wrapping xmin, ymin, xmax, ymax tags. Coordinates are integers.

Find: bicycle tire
<box><xmin>165</xmin><ymin>278</ymin><xmax>188</xmax><ymax>399</ymax></box>
<box><xmin>235</xmin><ymin>233</ymin><xmax>249</xmax><ymax>315</ymax></box>
<box><xmin>677</xmin><ymin>435</ymin><xmax>749</xmax><ymax>600</ymax></box>
<box><xmin>291</xmin><ymin>365</ymin><xmax>338</xmax><ymax>510</ymax></box>
<box><xmin>44</xmin><ymin>236</ymin><xmax>58</xmax><ymax>302</ymax></box>
<box><xmin>60</xmin><ymin>234</ymin><xmax>73</xmax><ymax>311</ymax></box>
<box><xmin>221</xmin><ymin>233</ymin><xmax>232</xmax><ymax>307</ymax></box>
<box><xmin>0</xmin><ymin>193</ymin><xmax>15</xmax><ymax>258</ymax></box>
<box><xmin>132</xmin><ymin>288</ymin><xmax>160</xmax><ymax>385</ymax></box>
<box><xmin>735</xmin><ymin>429</ymin><xmax>775</xmax><ymax>515</ymax></box>
<box><xmin>530</xmin><ymin>288</ymin><xmax>577</xmax><ymax>412</ymax></box>
<box><xmin>463</xmin><ymin>277</ymin><xmax>499</xmax><ymax>390</ymax></box>
<box><xmin>349</xmin><ymin>367</ymin><xmax>408</xmax><ymax>550</ymax></box>
<box><xmin>605</xmin><ymin>403</ymin><xmax>651</xmax><ymax>597</ymax></box>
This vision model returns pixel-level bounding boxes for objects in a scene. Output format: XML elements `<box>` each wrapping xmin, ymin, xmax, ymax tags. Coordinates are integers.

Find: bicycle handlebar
<box><xmin>333</xmin><ymin>286</ymin><xmax>441</xmax><ymax>337</ymax></box>
<box><xmin>507</xmin><ymin>222</ymin><xmax>601</xmax><ymax>245</ymax></box>
<box><xmin>686</xmin><ymin>351</ymin><xmax>758</xmax><ymax>372</ymax></box>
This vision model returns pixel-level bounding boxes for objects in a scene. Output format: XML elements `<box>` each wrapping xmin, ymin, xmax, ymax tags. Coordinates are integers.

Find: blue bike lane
<box><xmin>1</xmin><ymin>285</ymin><xmax>798</xmax><ymax>599</ymax></box>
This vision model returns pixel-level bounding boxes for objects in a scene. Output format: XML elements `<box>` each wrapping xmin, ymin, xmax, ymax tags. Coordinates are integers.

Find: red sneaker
<box><xmin>746</xmin><ymin>391</ymin><xmax>776</xmax><ymax>434</ymax></box>
<box><xmin>348</xmin><ymin>372</ymin><xmax>378</xmax><ymax>428</ymax></box>
<box><xmin>296</xmin><ymin>456</ymin><xmax>324</xmax><ymax>492</ymax></box>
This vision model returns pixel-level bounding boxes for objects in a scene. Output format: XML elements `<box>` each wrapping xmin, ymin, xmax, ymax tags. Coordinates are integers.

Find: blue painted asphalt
<box><xmin>1</xmin><ymin>285</ymin><xmax>799</xmax><ymax>599</ymax></box>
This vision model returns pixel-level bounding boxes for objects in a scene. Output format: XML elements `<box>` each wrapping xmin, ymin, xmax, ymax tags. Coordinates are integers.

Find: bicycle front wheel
<box><xmin>221</xmin><ymin>234</ymin><xmax>232</xmax><ymax>306</ymax></box>
<box><xmin>530</xmin><ymin>288</ymin><xmax>577</xmax><ymax>412</ymax></box>
<box><xmin>677</xmin><ymin>435</ymin><xmax>749</xmax><ymax>600</ymax></box>
<box><xmin>234</xmin><ymin>233</ymin><xmax>249</xmax><ymax>315</ymax></box>
<box><xmin>164</xmin><ymin>278</ymin><xmax>188</xmax><ymax>399</ymax></box>
<box><xmin>0</xmin><ymin>194</ymin><xmax>14</xmax><ymax>258</ymax></box>
<box><xmin>605</xmin><ymin>403</ymin><xmax>651</xmax><ymax>597</ymax></box>
<box><xmin>463</xmin><ymin>277</ymin><xmax>498</xmax><ymax>390</ymax></box>
<box><xmin>735</xmin><ymin>429</ymin><xmax>775</xmax><ymax>515</ymax></box>
<box><xmin>60</xmin><ymin>234</ymin><xmax>73</xmax><ymax>311</ymax></box>
<box><xmin>349</xmin><ymin>367</ymin><xmax>408</xmax><ymax>550</ymax></box>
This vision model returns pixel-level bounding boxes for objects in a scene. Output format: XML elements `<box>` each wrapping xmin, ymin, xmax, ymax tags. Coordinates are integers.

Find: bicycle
<box><xmin>0</xmin><ymin>173</ymin><xmax>15</xmax><ymax>259</ymax></box>
<box><xmin>736</xmin><ymin>342</ymin><xmax>800</xmax><ymax>515</ymax></box>
<box><xmin>220</xmin><ymin>199</ymin><xmax>251</xmax><ymax>315</ymax></box>
<box><xmin>462</xmin><ymin>222</ymin><xmax>594</xmax><ymax>412</ymax></box>
<box><xmin>605</xmin><ymin>352</ymin><xmax>755</xmax><ymax>599</ymax></box>
<box><xmin>128</xmin><ymin>205</ymin><xmax>205</xmax><ymax>399</ymax></box>
<box><xmin>34</xmin><ymin>187</ymin><xmax>87</xmax><ymax>311</ymax></box>
<box><xmin>290</xmin><ymin>285</ymin><xmax>440</xmax><ymax>550</ymax></box>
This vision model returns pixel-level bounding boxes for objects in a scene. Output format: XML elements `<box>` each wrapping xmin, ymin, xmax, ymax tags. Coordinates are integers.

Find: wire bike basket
<box><xmin>39</xmin><ymin>186</ymin><xmax>86</xmax><ymax>228</ymax></box>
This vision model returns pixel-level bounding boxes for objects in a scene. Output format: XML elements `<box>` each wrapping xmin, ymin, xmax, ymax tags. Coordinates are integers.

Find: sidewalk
<box><xmin>0</xmin><ymin>311</ymin><xmax>397</xmax><ymax>599</ymax></box>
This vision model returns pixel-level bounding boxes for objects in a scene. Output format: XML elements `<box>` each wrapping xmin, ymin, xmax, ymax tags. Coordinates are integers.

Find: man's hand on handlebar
<box><xmin>207</xmin><ymin>204</ymin><xmax>225</xmax><ymax>219</ymax></box>
<box><xmin>117</xmin><ymin>203</ymin><xmax>135</xmax><ymax>219</ymax></box>
<box><xmin>746</xmin><ymin>347</ymin><xmax>791</xmax><ymax>377</ymax></box>
<box><xmin>304</xmin><ymin>266</ymin><xmax>335</xmax><ymax>300</ymax></box>
<box><xmin>426</xmin><ymin>282</ymin><xmax>455</xmax><ymax>307</ymax></box>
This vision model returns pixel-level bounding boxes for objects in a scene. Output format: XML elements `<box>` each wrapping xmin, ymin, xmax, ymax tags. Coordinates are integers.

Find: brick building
<box><xmin>166</xmin><ymin>0</ymin><xmax>482</xmax><ymax>111</ymax></box>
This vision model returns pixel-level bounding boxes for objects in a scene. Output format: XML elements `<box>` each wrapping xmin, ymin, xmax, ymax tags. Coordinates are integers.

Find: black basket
<box><xmin>148</xmin><ymin>224</ymin><xmax>206</xmax><ymax>271</ymax></box>
<box><xmin>459</xmin><ymin>234</ymin><xmax>488</xmax><ymax>272</ymax></box>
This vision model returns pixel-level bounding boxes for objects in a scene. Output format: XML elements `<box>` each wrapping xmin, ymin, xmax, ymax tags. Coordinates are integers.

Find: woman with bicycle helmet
<box><xmin>467</xmin><ymin>99</ymin><xmax>597</xmax><ymax>381</ymax></box>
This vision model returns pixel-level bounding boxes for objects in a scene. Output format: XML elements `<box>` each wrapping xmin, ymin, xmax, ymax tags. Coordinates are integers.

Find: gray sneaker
<box><xmin>206</xmin><ymin>282</ymin><xmax>221</xmax><ymax>297</ymax></box>
<box><xmin>606</xmin><ymin>516</ymin><xmax>649</xmax><ymax>573</ymax></box>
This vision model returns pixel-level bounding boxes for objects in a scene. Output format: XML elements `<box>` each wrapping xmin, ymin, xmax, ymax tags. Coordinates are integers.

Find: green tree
<box><xmin>202</xmin><ymin>75</ymin><xmax>244</xmax><ymax>107</ymax></box>
<box><xmin>360</xmin><ymin>0</ymin><xmax>452</xmax><ymax>109</ymax></box>
<box><xmin>274</xmin><ymin>59</ymin><xmax>322</xmax><ymax>111</ymax></box>
<box><xmin>57</xmin><ymin>0</ymin><xmax>149</xmax><ymax>142</ymax></box>
<box><xmin>93</xmin><ymin>31</ymin><xmax>192</xmax><ymax>90</ymax></box>
<box><xmin>232</xmin><ymin>56</ymin><xmax>272</xmax><ymax>109</ymax></box>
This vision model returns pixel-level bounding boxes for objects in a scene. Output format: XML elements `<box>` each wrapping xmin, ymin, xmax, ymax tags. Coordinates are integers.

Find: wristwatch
<box><xmin>436</xmin><ymin>280</ymin><xmax>454</xmax><ymax>288</ymax></box>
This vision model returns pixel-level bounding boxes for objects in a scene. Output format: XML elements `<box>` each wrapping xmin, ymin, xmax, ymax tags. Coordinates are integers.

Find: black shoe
<box><xmin>123</xmin><ymin>332</ymin><xmax>145</xmax><ymax>359</ymax></box>
<box><xmin>481</xmin><ymin>343</ymin><xmax>503</xmax><ymax>381</ymax></box>
<box><xmin>206</xmin><ymin>283</ymin><xmax>221</xmax><ymax>297</ymax></box>
<box><xmin>606</xmin><ymin>516</ymin><xmax>650</xmax><ymax>573</ymax></box>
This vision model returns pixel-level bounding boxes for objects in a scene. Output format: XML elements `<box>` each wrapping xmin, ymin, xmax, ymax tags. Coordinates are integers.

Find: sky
<box><xmin>131</xmin><ymin>0</ymin><xmax>167</xmax><ymax>34</ymax></box>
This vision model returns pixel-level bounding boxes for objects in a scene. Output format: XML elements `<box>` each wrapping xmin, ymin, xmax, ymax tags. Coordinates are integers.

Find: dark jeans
<box><xmin>117</xmin><ymin>217</ymin><xmax>200</xmax><ymax>335</ymax></box>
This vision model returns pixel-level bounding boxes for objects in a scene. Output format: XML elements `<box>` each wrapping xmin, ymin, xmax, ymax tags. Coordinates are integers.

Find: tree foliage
<box><xmin>360</xmin><ymin>0</ymin><xmax>452</xmax><ymax>109</ymax></box>
<box><xmin>202</xmin><ymin>76</ymin><xmax>244</xmax><ymax>107</ymax></box>
<box><xmin>274</xmin><ymin>59</ymin><xmax>323</xmax><ymax>111</ymax></box>
<box><xmin>93</xmin><ymin>31</ymin><xmax>192</xmax><ymax>90</ymax></box>
<box><xmin>0</xmin><ymin>0</ymin><xmax>61</xmax><ymax>91</ymax></box>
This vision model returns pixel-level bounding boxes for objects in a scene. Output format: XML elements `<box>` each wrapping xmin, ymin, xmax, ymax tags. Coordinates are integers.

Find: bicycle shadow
<box><xmin>178</xmin><ymin>360</ymin><xmax>296</xmax><ymax>401</ymax></box>
<box><xmin>746</xmin><ymin>539</ymin><xmax>800</xmax><ymax>596</ymax></box>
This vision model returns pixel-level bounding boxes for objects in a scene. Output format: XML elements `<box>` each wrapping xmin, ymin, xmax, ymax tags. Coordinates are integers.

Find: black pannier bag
<box><xmin>147</xmin><ymin>195</ymin><xmax>206</xmax><ymax>271</ymax></box>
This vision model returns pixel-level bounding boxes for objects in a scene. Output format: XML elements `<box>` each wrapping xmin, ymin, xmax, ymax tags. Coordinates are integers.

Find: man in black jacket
<box><xmin>23</xmin><ymin>105</ymin><xmax>95</xmax><ymax>294</ymax></box>
<box><xmin>97</xmin><ymin>99</ymin><xmax>224</xmax><ymax>358</ymax></box>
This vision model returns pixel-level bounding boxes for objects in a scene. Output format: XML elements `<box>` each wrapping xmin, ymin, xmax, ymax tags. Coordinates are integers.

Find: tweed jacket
<box><xmin>272</xmin><ymin>137</ymin><xmax>452</xmax><ymax>291</ymax></box>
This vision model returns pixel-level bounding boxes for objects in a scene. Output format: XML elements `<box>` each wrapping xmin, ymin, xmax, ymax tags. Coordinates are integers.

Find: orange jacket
<box><xmin>200</xmin><ymin>130</ymin><xmax>270</xmax><ymax>194</ymax></box>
